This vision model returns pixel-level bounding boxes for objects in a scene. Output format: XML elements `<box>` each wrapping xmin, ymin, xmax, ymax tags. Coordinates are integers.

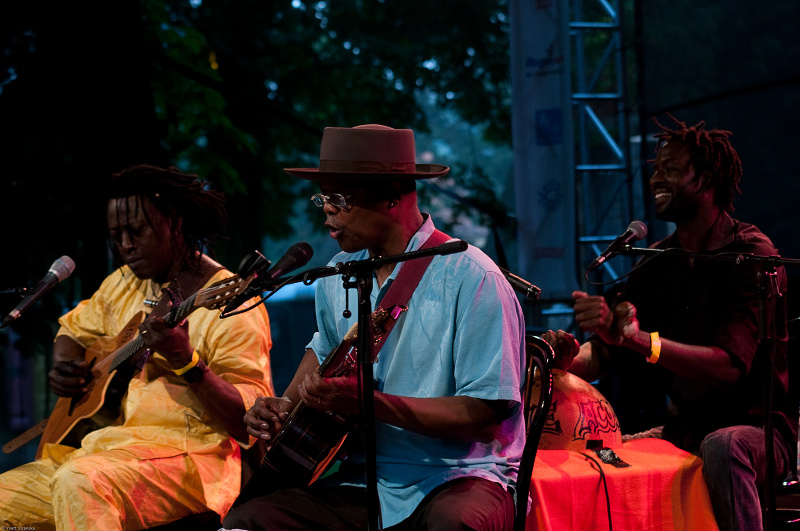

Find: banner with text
<box><xmin>510</xmin><ymin>0</ymin><xmax>576</xmax><ymax>302</ymax></box>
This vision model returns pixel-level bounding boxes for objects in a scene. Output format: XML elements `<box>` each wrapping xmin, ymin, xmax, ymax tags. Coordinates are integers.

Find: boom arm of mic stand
<box><xmin>619</xmin><ymin>245</ymin><xmax>800</xmax><ymax>268</ymax></box>
<box><xmin>0</xmin><ymin>288</ymin><xmax>30</xmax><ymax>296</ymax></box>
<box><xmin>268</xmin><ymin>240</ymin><xmax>469</xmax><ymax>289</ymax></box>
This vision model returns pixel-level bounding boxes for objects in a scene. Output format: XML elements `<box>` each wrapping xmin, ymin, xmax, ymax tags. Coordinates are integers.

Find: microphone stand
<box><xmin>0</xmin><ymin>288</ymin><xmax>32</xmax><ymax>332</ymax></box>
<box><xmin>351</xmin><ymin>264</ymin><xmax>380</xmax><ymax>530</ymax></box>
<box><xmin>267</xmin><ymin>240</ymin><xmax>468</xmax><ymax>531</ymax></box>
<box><xmin>1</xmin><ymin>288</ymin><xmax>29</xmax><ymax>296</ymax></box>
<box><xmin>0</xmin><ymin>287</ymin><xmax>30</xmax><ymax>313</ymax></box>
<box><xmin>620</xmin><ymin>246</ymin><xmax>800</xmax><ymax>531</ymax></box>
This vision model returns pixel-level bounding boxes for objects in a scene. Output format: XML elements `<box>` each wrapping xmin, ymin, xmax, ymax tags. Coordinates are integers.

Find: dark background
<box><xmin>636</xmin><ymin>1</ymin><xmax>800</xmax><ymax>259</ymax></box>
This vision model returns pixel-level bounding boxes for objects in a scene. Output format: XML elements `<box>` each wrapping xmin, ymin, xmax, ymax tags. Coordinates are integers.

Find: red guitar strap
<box><xmin>232</xmin><ymin>229</ymin><xmax>457</xmax><ymax>497</ymax></box>
<box><xmin>371</xmin><ymin>229</ymin><xmax>452</xmax><ymax>353</ymax></box>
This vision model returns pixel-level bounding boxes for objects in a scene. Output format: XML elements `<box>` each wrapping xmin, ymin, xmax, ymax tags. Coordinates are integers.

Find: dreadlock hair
<box><xmin>107</xmin><ymin>164</ymin><xmax>227</xmax><ymax>265</ymax></box>
<box><xmin>652</xmin><ymin>113</ymin><xmax>743</xmax><ymax>212</ymax></box>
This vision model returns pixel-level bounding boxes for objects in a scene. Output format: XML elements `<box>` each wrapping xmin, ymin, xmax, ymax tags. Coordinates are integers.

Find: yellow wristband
<box><xmin>174</xmin><ymin>350</ymin><xmax>201</xmax><ymax>375</ymax></box>
<box><xmin>648</xmin><ymin>332</ymin><xmax>661</xmax><ymax>364</ymax></box>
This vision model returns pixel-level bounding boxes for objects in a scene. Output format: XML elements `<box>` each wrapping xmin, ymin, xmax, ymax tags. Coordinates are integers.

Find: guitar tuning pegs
<box><xmin>237</xmin><ymin>250</ymin><xmax>271</xmax><ymax>278</ymax></box>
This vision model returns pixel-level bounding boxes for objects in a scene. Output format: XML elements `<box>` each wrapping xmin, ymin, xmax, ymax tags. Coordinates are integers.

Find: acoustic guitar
<box><xmin>34</xmin><ymin>272</ymin><xmax>258</xmax><ymax>459</ymax></box>
<box><xmin>257</xmin><ymin>303</ymin><xmax>408</xmax><ymax>487</ymax></box>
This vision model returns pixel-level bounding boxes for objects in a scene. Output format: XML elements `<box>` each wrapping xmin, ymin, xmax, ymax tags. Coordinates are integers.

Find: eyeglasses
<box><xmin>310</xmin><ymin>193</ymin><xmax>352</xmax><ymax>210</ymax></box>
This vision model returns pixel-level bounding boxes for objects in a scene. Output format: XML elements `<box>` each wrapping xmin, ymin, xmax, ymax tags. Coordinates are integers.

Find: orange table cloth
<box><xmin>527</xmin><ymin>438</ymin><xmax>719</xmax><ymax>530</ymax></box>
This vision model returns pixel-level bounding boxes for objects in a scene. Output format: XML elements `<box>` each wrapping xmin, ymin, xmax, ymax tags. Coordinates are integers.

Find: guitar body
<box><xmin>260</xmin><ymin>338</ymin><xmax>360</xmax><ymax>486</ymax></box>
<box><xmin>24</xmin><ymin>267</ymin><xmax>256</xmax><ymax>459</ymax></box>
<box><xmin>36</xmin><ymin>312</ymin><xmax>144</xmax><ymax>458</ymax></box>
<box><xmin>262</xmin><ymin>403</ymin><xmax>354</xmax><ymax>485</ymax></box>
<box><xmin>254</xmin><ymin>304</ymin><xmax>408</xmax><ymax>489</ymax></box>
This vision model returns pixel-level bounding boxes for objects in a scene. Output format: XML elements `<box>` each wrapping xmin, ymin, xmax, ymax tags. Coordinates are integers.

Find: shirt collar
<box><xmin>403</xmin><ymin>213</ymin><xmax>434</xmax><ymax>253</ymax></box>
<box><xmin>665</xmin><ymin>211</ymin><xmax>736</xmax><ymax>251</ymax></box>
<box><xmin>378</xmin><ymin>213</ymin><xmax>434</xmax><ymax>288</ymax></box>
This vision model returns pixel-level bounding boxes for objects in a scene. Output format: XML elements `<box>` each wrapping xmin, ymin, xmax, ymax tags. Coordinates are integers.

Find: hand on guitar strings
<box><xmin>244</xmin><ymin>396</ymin><xmax>294</xmax><ymax>443</ymax></box>
<box><xmin>49</xmin><ymin>359</ymin><xmax>91</xmax><ymax>397</ymax></box>
<box><xmin>298</xmin><ymin>372</ymin><xmax>361</xmax><ymax>415</ymax></box>
<box><xmin>138</xmin><ymin>315</ymin><xmax>195</xmax><ymax>371</ymax></box>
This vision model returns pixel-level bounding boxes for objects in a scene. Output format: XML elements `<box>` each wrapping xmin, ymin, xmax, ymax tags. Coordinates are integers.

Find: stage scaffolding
<box><xmin>511</xmin><ymin>0</ymin><xmax>641</xmax><ymax>333</ymax></box>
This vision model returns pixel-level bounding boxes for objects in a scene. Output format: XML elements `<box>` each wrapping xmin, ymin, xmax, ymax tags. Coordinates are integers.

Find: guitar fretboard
<box><xmin>108</xmin><ymin>290</ymin><xmax>200</xmax><ymax>372</ymax></box>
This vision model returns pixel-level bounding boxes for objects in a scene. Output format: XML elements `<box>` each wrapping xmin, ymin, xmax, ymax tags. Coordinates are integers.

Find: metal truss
<box><xmin>570</xmin><ymin>0</ymin><xmax>636</xmax><ymax>289</ymax></box>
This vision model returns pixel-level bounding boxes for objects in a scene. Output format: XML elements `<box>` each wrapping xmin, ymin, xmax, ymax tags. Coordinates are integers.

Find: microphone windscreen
<box><xmin>627</xmin><ymin>221</ymin><xmax>647</xmax><ymax>241</ymax></box>
<box><xmin>49</xmin><ymin>256</ymin><xmax>76</xmax><ymax>282</ymax></box>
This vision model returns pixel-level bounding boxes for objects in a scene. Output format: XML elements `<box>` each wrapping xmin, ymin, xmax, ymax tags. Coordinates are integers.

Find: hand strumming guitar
<box><xmin>243</xmin><ymin>346</ymin><xmax>365</xmax><ymax>446</ymax></box>
<box><xmin>49</xmin><ymin>336</ymin><xmax>91</xmax><ymax>397</ymax></box>
<box><xmin>243</xmin><ymin>396</ymin><xmax>294</xmax><ymax>444</ymax></box>
<box><xmin>298</xmin><ymin>373</ymin><xmax>361</xmax><ymax>415</ymax></box>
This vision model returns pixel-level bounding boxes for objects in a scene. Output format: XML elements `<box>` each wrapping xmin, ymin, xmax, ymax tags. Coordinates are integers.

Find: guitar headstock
<box><xmin>194</xmin><ymin>274</ymin><xmax>256</xmax><ymax>311</ymax></box>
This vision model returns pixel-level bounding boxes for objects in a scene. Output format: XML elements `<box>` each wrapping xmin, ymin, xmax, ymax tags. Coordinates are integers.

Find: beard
<box><xmin>654</xmin><ymin>189</ymin><xmax>705</xmax><ymax>224</ymax></box>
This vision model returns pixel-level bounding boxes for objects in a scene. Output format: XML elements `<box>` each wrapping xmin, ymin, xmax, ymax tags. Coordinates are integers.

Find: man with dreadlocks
<box><xmin>0</xmin><ymin>165</ymin><xmax>274</xmax><ymax>530</ymax></box>
<box><xmin>547</xmin><ymin>115</ymin><xmax>795</xmax><ymax>530</ymax></box>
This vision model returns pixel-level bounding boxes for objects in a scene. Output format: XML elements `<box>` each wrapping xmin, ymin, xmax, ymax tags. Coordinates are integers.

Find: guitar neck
<box><xmin>108</xmin><ymin>291</ymin><xmax>200</xmax><ymax>372</ymax></box>
<box><xmin>316</xmin><ymin>304</ymin><xmax>408</xmax><ymax>379</ymax></box>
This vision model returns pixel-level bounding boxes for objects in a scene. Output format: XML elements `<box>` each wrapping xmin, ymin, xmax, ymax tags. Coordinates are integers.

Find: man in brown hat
<box><xmin>223</xmin><ymin>124</ymin><xmax>527</xmax><ymax>530</ymax></box>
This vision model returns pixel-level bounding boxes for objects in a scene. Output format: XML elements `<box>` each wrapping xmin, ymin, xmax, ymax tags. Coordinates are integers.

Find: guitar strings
<box><xmin>87</xmin><ymin>275</ymin><xmax>244</xmax><ymax>376</ymax></box>
<box><xmin>90</xmin><ymin>290</ymin><xmax>200</xmax><ymax>375</ymax></box>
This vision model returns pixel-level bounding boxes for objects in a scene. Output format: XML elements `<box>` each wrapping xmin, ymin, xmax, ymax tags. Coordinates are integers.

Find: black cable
<box><xmin>583</xmin><ymin>245</ymin><xmax>676</xmax><ymax>286</ymax></box>
<box><xmin>584</xmin><ymin>453</ymin><xmax>613</xmax><ymax>531</ymax></box>
<box><xmin>219</xmin><ymin>271</ymin><xmax>305</xmax><ymax>318</ymax></box>
<box><xmin>585</xmin><ymin>246</ymin><xmax>742</xmax><ymax>287</ymax></box>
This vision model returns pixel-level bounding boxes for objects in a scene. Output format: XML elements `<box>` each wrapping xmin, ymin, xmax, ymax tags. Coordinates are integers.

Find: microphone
<box><xmin>500</xmin><ymin>268</ymin><xmax>541</xmax><ymax>300</ymax></box>
<box><xmin>1</xmin><ymin>256</ymin><xmax>76</xmax><ymax>328</ymax></box>
<box><xmin>223</xmin><ymin>242</ymin><xmax>314</xmax><ymax>314</ymax></box>
<box><xmin>586</xmin><ymin>221</ymin><xmax>648</xmax><ymax>274</ymax></box>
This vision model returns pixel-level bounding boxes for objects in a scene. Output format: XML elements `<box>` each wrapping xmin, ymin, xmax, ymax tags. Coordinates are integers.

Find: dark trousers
<box><xmin>222</xmin><ymin>476</ymin><xmax>515</xmax><ymax>531</ymax></box>
<box><xmin>700</xmin><ymin>424</ymin><xmax>792</xmax><ymax>531</ymax></box>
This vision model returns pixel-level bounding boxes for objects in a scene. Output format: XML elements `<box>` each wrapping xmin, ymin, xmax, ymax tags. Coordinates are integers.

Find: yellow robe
<box><xmin>0</xmin><ymin>265</ymin><xmax>273</xmax><ymax>531</ymax></box>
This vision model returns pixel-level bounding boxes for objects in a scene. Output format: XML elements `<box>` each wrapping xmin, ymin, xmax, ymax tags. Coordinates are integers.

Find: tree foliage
<box><xmin>0</xmin><ymin>0</ymin><xmax>513</xmax><ymax>442</ymax></box>
<box><xmin>1</xmin><ymin>0</ymin><xmax>512</xmax><ymax>300</ymax></box>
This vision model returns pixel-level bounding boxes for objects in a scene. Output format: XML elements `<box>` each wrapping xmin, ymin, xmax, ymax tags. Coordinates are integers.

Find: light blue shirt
<box><xmin>308</xmin><ymin>216</ymin><xmax>526</xmax><ymax>527</ymax></box>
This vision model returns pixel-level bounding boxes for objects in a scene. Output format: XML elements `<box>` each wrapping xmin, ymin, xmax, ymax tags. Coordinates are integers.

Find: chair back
<box><xmin>515</xmin><ymin>334</ymin><xmax>554</xmax><ymax>531</ymax></box>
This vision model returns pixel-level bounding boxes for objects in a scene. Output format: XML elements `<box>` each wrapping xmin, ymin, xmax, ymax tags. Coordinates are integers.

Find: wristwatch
<box><xmin>182</xmin><ymin>361</ymin><xmax>206</xmax><ymax>383</ymax></box>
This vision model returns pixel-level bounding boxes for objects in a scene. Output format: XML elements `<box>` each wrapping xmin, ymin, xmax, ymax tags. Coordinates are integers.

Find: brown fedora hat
<box><xmin>284</xmin><ymin>124</ymin><xmax>449</xmax><ymax>180</ymax></box>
